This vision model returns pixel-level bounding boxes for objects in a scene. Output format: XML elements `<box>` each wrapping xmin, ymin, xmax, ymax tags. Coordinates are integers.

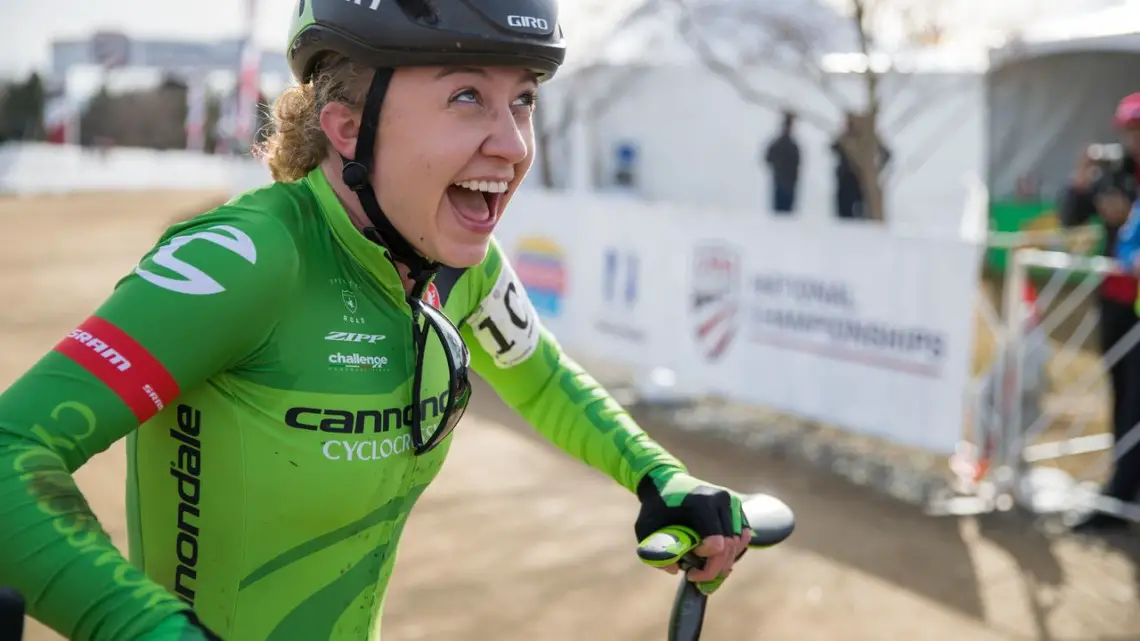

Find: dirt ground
<box><xmin>3</xmin><ymin>192</ymin><xmax>1140</xmax><ymax>641</ymax></box>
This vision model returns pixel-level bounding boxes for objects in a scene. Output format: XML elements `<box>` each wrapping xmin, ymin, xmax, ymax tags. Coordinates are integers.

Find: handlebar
<box><xmin>637</xmin><ymin>492</ymin><xmax>796</xmax><ymax>568</ymax></box>
<box><xmin>637</xmin><ymin>491</ymin><xmax>795</xmax><ymax>609</ymax></box>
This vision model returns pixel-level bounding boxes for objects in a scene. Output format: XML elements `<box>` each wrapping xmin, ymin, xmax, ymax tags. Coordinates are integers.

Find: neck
<box><xmin>320</xmin><ymin>156</ymin><xmax>418</xmax><ymax>296</ymax></box>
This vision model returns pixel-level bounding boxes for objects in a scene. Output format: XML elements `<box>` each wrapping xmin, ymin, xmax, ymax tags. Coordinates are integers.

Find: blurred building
<box><xmin>43</xmin><ymin>31</ymin><xmax>289</xmax><ymax>152</ymax></box>
<box><xmin>49</xmin><ymin>33</ymin><xmax>289</xmax><ymax>91</ymax></box>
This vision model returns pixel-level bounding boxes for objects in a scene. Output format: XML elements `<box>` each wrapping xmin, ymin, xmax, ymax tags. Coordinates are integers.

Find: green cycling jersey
<box><xmin>0</xmin><ymin>166</ymin><xmax>684</xmax><ymax>640</ymax></box>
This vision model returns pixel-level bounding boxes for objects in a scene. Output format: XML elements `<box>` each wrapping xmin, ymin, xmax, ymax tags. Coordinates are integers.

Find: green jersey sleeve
<box><xmin>459</xmin><ymin>238</ymin><xmax>685</xmax><ymax>493</ymax></box>
<box><xmin>0</xmin><ymin>198</ymin><xmax>300</xmax><ymax>641</ymax></box>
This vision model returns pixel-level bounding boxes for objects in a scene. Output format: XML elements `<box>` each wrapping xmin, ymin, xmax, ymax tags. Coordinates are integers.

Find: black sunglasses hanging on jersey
<box><xmin>408</xmin><ymin>296</ymin><xmax>472</xmax><ymax>455</ymax></box>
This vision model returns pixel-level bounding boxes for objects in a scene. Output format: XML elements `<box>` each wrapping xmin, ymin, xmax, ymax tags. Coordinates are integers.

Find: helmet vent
<box><xmin>395</xmin><ymin>0</ymin><xmax>439</xmax><ymax>24</ymax></box>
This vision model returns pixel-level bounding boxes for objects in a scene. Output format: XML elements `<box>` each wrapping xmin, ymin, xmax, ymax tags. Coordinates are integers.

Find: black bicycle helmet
<box><xmin>286</xmin><ymin>0</ymin><xmax>567</xmax><ymax>288</ymax></box>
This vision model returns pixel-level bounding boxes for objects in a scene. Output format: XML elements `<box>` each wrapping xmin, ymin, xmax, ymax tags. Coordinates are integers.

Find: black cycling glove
<box><xmin>634</xmin><ymin>466</ymin><xmax>749</xmax><ymax>544</ymax></box>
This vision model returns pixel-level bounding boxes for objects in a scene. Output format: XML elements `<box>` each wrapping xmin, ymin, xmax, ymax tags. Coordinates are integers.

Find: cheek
<box><xmin>514</xmin><ymin>121</ymin><xmax>537</xmax><ymax>176</ymax></box>
<box><xmin>370</xmin><ymin>149</ymin><xmax>438</xmax><ymax>243</ymax></box>
<box><xmin>375</xmin><ymin>126</ymin><xmax>443</xmax><ymax>192</ymax></box>
<box><xmin>521</xmin><ymin>117</ymin><xmax>537</xmax><ymax>156</ymax></box>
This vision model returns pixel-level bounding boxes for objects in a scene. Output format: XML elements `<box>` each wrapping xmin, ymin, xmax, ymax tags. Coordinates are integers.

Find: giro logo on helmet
<box><xmin>506</xmin><ymin>15</ymin><xmax>549</xmax><ymax>31</ymax></box>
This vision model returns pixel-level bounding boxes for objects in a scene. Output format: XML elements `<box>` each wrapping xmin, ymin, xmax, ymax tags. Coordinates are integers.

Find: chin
<box><xmin>433</xmin><ymin>235</ymin><xmax>492</xmax><ymax>269</ymax></box>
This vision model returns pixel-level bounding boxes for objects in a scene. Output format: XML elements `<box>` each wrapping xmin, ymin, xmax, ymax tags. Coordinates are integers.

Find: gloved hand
<box><xmin>138</xmin><ymin>611</ymin><xmax>223</xmax><ymax>641</ymax></box>
<box><xmin>634</xmin><ymin>467</ymin><xmax>751</xmax><ymax>594</ymax></box>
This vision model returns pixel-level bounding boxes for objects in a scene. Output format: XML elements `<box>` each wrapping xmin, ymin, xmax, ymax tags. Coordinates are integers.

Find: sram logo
<box><xmin>325</xmin><ymin>331</ymin><xmax>385</xmax><ymax>344</ymax></box>
<box><xmin>507</xmin><ymin>15</ymin><xmax>549</xmax><ymax>30</ymax></box>
<box><xmin>135</xmin><ymin>225</ymin><xmax>257</xmax><ymax>295</ymax></box>
<box><xmin>66</xmin><ymin>327</ymin><xmax>131</xmax><ymax>372</ymax></box>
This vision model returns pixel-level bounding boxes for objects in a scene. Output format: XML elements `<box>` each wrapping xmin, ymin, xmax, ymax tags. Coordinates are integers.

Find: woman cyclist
<box><xmin>0</xmin><ymin>1</ymin><xmax>753</xmax><ymax>639</ymax></box>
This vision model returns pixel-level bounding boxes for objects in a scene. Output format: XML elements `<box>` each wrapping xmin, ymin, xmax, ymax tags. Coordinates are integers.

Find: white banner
<box><xmin>496</xmin><ymin>190</ymin><xmax>983</xmax><ymax>455</ymax></box>
<box><xmin>0</xmin><ymin>143</ymin><xmax>268</xmax><ymax>194</ymax></box>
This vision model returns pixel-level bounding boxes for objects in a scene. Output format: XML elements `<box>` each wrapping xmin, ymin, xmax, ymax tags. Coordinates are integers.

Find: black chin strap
<box><xmin>341</xmin><ymin>69</ymin><xmax>439</xmax><ymax>293</ymax></box>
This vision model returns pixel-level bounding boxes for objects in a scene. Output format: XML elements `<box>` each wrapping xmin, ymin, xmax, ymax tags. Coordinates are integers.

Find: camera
<box><xmin>1088</xmin><ymin>142</ymin><xmax>1124</xmax><ymax>167</ymax></box>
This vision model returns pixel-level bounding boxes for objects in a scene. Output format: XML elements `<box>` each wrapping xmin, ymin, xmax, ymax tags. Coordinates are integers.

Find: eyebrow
<box><xmin>435</xmin><ymin>66</ymin><xmax>539</xmax><ymax>85</ymax></box>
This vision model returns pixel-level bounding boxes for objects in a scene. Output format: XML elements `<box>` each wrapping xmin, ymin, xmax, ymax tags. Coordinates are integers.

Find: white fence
<box><xmin>1</xmin><ymin>143</ymin><xmax>985</xmax><ymax>457</ymax></box>
<box><xmin>0</xmin><ymin>143</ymin><xmax>271</xmax><ymax>195</ymax></box>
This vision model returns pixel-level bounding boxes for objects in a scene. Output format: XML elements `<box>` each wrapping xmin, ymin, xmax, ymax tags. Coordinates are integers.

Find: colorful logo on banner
<box><xmin>690</xmin><ymin>243</ymin><xmax>742</xmax><ymax>360</ymax></box>
<box><xmin>596</xmin><ymin>247</ymin><xmax>644</xmax><ymax>343</ymax></box>
<box><xmin>514</xmin><ymin>237</ymin><xmax>566</xmax><ymax>318</ymax></box>
<box><xmin>602</xmin><ymin>247</ymin><xmax>638</xmax><ymax>308</ymax></box>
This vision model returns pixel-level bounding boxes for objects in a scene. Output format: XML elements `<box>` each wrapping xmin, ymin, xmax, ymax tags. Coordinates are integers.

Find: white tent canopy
<box><xmin>986</xmin><ymin>1</ymin><xmax>1140</xmax><ymax>200</ymax></box>
<box><xmin>991</xmin><ymin>1</ymin><xmax>1140</xmax><ymax>66</ymax></box>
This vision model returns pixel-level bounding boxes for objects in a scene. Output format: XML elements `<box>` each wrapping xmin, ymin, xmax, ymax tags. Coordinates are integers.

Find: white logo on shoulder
<box><xmin>467</xmin><ymin>262</ymin><xmax>540</xmax><ymax>368</ymax></box>
<box><xmin>135</xmin><ymin>225</ymin><xmax>257</xmax><ymax>295</ymax></box>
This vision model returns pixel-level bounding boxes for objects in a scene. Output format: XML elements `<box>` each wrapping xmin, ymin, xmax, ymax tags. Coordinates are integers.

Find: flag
<box><xmin>185</xmin><ymin>76</ymin><xmax>207</xmax><ymax>152</ymax></box>
<box><xmin>43</xmin><ymin>94</ymin><xmax>78</xmax><ymax>145</ymax></box>
<box><xmin>234</xmin><ymin>0</ymin><xmax>261</xmax><ymax>151</ymax></box>
<box><xmin>234</xmin><ymin>41</ymin><xmax>261</xmax><ymax>150</ymax></box>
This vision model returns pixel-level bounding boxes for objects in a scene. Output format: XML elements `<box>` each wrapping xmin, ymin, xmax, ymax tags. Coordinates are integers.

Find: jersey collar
<box><xmin>304</xmin><ymin>165</ymin><xmax>408</xmax><ymax>305</ymax></box>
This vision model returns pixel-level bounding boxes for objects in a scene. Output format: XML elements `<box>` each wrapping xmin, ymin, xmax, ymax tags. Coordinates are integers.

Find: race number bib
<box><xmin>467</xmin><ymin>262</ymin><xmax>540</xmax><ymax>368</ymax></box>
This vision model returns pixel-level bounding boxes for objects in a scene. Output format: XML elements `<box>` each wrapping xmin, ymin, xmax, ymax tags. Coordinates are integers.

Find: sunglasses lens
<box><xmin>412</xmin><ymin>303</ymin><xmax>472</xmax><ymax>455</ymax></box>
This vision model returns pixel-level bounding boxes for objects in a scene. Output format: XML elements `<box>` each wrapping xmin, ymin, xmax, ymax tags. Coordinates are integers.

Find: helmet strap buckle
<box><xmin>341</xmin><ymin>159</ymin><xmax>370</xmax><ymax>192</ymax></box>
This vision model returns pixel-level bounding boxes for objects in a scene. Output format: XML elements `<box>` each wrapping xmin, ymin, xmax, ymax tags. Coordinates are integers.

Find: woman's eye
<box><xmin>452</xmin><ymin>89</ymin><xmax>480</xmax><ymax>104</ymax></box>
<box><xmin>513</xmin><ymin>92</ymin><xmax>539</xmax><ymax>109</ymax></box>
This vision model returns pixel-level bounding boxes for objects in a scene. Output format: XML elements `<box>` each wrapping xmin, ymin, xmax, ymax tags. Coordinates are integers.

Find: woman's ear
<box><xmin>319</xmin><ymin>102</ymin><xmax>359</xmax><ymax>159</ymax></box>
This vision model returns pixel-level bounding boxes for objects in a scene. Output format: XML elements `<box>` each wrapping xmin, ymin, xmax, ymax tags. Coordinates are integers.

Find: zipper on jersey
<box><xmin>393</xmin><ymin>297</ymin><xmax>419</xmax><ymax>493</ymax></box>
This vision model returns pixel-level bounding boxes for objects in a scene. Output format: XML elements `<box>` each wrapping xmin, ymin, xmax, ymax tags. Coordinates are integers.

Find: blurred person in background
<box><xmin>613</xmin><ymin>141</ymin><xmax>639</xmax><ymax>190</ymax></box>
<box><xmin>763</xmin><ymin>109</ymin><xmax>801</xmax><ymax>214</ymax></box>
<box><xmin>0</xmin><ymin>1</ymin><xmax>757</xmax><ymax>640</ymax></box>
<box><xmin>1059</xmin><ymin>92</ymin><xmax>1140</xmax><ymax>533</ymax></box>
<box><xmin>831</xmin><ymin>112</ymin><xmax>891</xmax><ymax>220</ymax></box>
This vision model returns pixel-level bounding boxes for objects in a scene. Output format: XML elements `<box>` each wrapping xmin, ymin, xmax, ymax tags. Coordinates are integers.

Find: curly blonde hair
<box><xmin>255</xmin><ymin>55</ymin><xmax>371</xmax><ymax>182</ymax></box>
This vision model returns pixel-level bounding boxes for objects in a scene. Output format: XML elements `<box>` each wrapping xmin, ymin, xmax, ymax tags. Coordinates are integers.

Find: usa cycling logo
<box><xmin>690</xmin><ymin>243</ymin><xmax>742</xmax><ymax>361</ymax></box>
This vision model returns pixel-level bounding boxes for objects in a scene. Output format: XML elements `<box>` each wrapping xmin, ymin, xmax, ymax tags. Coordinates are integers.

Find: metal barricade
<box><xmin>993</xmin><ymin>247</ymin><xmax>1140</xmax><ymax>522</ymax></box>
<box><xmin>935</xmin><ymin>225</ymin><xmax>1129</xmax><ymax>519</ymax></box>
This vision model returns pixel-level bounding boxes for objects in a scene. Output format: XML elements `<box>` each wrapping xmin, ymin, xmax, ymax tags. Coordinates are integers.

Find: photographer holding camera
<box><xmin>1059</xmin><ymin>93</ymin><xmax>1140</xmax><ymax>533</ymax></box>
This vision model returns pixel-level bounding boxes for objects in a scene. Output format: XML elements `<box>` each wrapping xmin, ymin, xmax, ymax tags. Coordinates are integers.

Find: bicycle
<box><xmin>637</xmin><ymin>493</ymin><xmax>796</xmax><ymax>641</ymax></box>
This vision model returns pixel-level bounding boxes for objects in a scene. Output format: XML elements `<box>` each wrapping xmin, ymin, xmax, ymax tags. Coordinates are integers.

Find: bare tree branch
<box><xmin>677</xmin><ymin>0</ymin><xmax>853</xmax><ymax>114</ymax></box>
<box><xmin>852</xmin><ymin>0</ymin><xmax>880</xmax><ymax>117</ymax></box>
<box><xmin>669</xmin><ymin>0</ymin><xmax>837</xmax><ymax>130</ymax></box>
<box><xmin>666</xmin><ymin>0</ymin><xmax>995</xmax><ymax>222</ymax></box>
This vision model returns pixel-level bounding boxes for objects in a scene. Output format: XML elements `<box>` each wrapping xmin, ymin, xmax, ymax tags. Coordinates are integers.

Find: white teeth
<box><xmin>453</xmin><ymin>180</ymin><xmax>509</xmax><ymax>193</ymax></box>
